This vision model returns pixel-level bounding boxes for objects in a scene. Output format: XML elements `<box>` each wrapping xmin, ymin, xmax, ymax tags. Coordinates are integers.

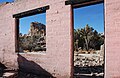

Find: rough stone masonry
<box><xmin>0</xmin><ymin>0</ymin><xmax>120</xmax><ymax>78</ymax></box>
<box><xmin>0</xmin><ymin>0</ymin><xmax>73</xmax><ymax>78</ymax></box>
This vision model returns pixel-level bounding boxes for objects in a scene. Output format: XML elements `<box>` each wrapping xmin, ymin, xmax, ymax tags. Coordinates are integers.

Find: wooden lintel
<box><xmin>65</xmin><ymin>0</ymin><xmax>104</xmax><ymax>8</ymax></box>
<box><xmin>13</xmin><ymin>5</ymin><xmax>49</xmax><ymax>18</ymax></box>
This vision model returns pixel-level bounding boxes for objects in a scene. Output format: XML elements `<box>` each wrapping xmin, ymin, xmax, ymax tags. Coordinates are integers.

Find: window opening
<box><xmin>13</xmin><ymin>6</ymin><xmax>49</xmax><ymax>53</ymax></box>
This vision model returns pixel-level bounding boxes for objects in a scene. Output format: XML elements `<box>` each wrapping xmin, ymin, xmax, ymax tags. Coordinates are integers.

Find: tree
<box><xmin>74</xmin><ymin>24</ymin><xmax>104</xmax><ymax>51</ymax></box>
<box><xmin>74</xmin><ymin>29</ymin><xmax>84</xmax><ymax>51</ymax></box>
<box><xmin>79</xmin><ymin>24</ymin><xmax>94</xmax><ymax>51</ymax></box>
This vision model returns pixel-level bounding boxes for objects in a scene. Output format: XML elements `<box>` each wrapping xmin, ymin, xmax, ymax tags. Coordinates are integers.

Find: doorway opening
<box><xmin>73</xmin><ymin>2</ymin><xmax>105</xmax><ymax>78</ymax></box>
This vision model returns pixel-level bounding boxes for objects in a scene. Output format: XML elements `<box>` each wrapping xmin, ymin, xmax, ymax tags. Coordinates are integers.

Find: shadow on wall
<box><xmin>74</xmin><ymin>75</ymin><xmax>103</xmax><ymax>78</ymax></box>
<box><xmin>74</xmin><ymin>65</ymin><xmax>104</xmax><ymax>78</ymax></box>
<box><xmin>74</xmin><ymin>65</ymin><xmax>104</xmax><ymax>74</ymax></box>
<box><xmin>0</xmin><ymin>63</ymin><xmax>7</xmax><ymax>77</ymax></box>
<box><xmin>17</xmin><ymin>54</ymin><xmax>55</xmax><ymax>78</ymax></box>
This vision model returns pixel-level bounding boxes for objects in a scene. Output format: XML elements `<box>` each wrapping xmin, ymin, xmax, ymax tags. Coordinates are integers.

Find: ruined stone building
<box><xmin>0</xmin><ymin>0</ymin><xmax>120</xmax><ymax>78</ymax></box>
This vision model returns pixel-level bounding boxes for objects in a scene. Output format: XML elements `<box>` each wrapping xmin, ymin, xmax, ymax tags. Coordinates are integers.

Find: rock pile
<box><xmin>74</xmin><ymin>53</ymin><xmax>104</xmax><ymax>67</ymax></box>
<box><xmin>74</xmin><ymin>49</ymin><xmax>104</xmax><ymax>77</ymax></box>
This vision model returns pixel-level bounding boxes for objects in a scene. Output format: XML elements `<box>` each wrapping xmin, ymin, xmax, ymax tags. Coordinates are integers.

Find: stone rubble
<box><xmin>74</xmin><ymin>53</ymin><xmax>104</xmax><ymax>67</ymax></box>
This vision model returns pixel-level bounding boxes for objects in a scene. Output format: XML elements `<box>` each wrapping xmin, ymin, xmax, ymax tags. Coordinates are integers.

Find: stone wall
<box><xmin>0</xmin><ymin>0</ymin><xmax>73</xmax><ymax>78</ymax></box>
<box><xmin>0</xmin><ymin>0</ymin><xmax>120</xmax><ymax>78</ymax></box>
<box><xmin>105</xmin><ymin>0</ymin><xmax>120</xmax><ymax>78</ymax></box>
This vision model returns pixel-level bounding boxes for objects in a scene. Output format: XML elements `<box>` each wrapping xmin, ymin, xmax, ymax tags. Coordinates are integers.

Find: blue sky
<box><xmin>74</xmin><ymin>3</ymin><xmax>104</xmax><ymax>33</ymax></box>
<box><xmin>0</xmin><ymin>0</ymin><xmax>104</xmax><ymax>34</ymax></box>
<box><xmin>0</xmin><ymin>0</ymin><xmax>14</xmax><ymax>3</ymax></box>
<box><xmin>20</xmin><ymin>13</ymin><xmax>46</xmax><ymax>34</ymax></box>
<box><xmin>19</xmin><ymin>3</ymin><xmax>104</xmax><ymax>35</ymax></box>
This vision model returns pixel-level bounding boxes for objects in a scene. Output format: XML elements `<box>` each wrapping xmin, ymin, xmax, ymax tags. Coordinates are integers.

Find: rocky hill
<box><xmin>19</xmin><ymin>22</ymin><xmax>46</xmax><ymax>52</ymax></box>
